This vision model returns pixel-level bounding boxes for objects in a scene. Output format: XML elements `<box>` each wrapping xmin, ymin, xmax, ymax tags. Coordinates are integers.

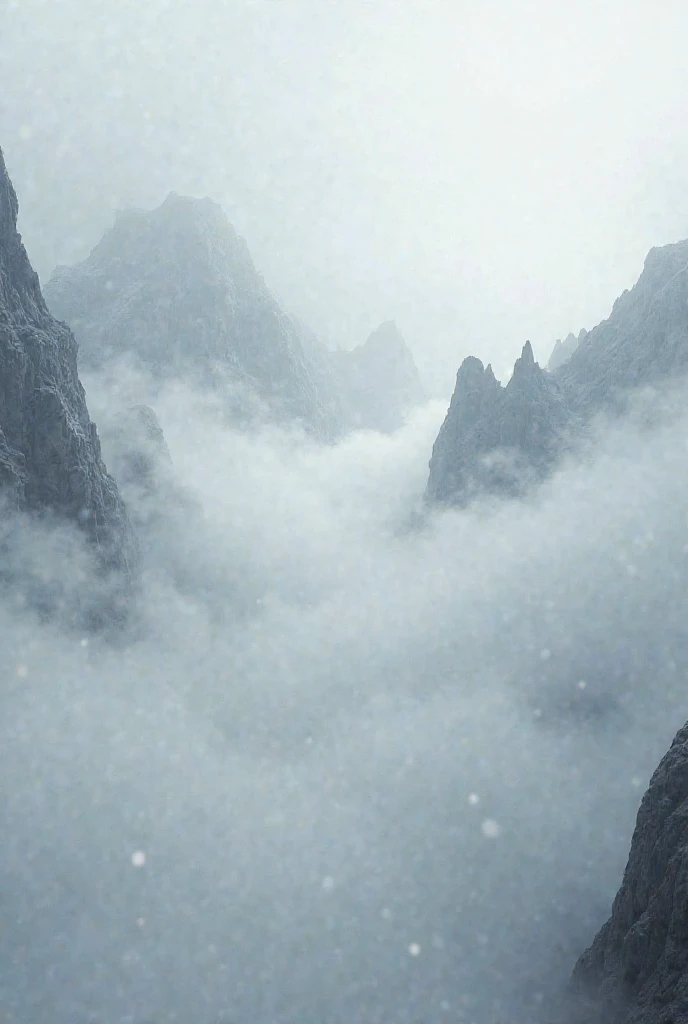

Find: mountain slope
<box><xmin>45</xmin><ymin>197</ymin><xmax>427</xmax><ymax>440</ymax></box>
<box><xmin>45</xmin><ymin>193</ymin><xmax>335</xmax><ymax>436</ymax></box>
<box><xmin>559</xmin><ymin>241</ymin><xmax>688</xmax><ymax>413</ymax></box>
<box><xmin>427</xmin><ymin>239</ymin><xmax>688</xmax><ymax>506</ymax></box>
<box><xmin>0</xmin><ymin>144</ymin><xmax>134</xmax><ymax>575</ymax></box>
<box><xmin>426</xmin><ymin>342</ymin><xmax>571</xmax><ymax>505</ymax></box>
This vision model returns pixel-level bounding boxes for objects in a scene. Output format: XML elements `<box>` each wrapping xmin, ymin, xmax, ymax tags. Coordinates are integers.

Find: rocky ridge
<box><xmin>427</xmin><ymin>240</ymin><xmax>688</xmax><ymax>505</ymax></box>
<box><xmin>426</xmin><ymin>341</ymin><xmax>571</xmax><ymax>504</ymax></box>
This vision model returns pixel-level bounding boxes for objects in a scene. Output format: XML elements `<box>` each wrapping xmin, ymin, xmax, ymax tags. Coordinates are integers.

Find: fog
<box><xmin>4</xmin><ymin>2</ymin><xmax>688</xmax><ymax>1019</ymax></box>
<box><xmin>2</xmin><ymin>365</ymin><xmax>688</xmax><ymax>1022</ymax></box>
<box><xmin>4</xmin><ymin>0</ymin><xmax>688</xmax><ymax>390</ymax></box>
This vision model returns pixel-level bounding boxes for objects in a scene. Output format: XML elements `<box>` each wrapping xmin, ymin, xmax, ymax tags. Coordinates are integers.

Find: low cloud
<box><xmin>2</xmin><ymin>372</ymin><xmax>688</xmax><ymax>1023</ymax></box>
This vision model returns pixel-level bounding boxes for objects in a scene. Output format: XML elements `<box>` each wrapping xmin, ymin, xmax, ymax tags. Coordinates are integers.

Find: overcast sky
<box><xmin>2</xmin><ymin>0</ymin><xmax>688</xmax><ymax>391</ymax></box>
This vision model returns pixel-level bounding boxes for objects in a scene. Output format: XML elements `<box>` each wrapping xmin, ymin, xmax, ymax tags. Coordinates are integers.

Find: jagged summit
<box><xmin>427</xmin><ymin>235</ymin><xmax>688</xmax><ymax>506</ymax></box>
<box><xmin>511</xmin><ymin>339</ymin><xmax>537</xmax><ymax>379</ymax></box>
<box><xmin>0</xmin><ymin>144</ymin><xmax>134</xmax><ymax>576</ymax></box>
<box><xmin>517</xmin><ymin>338</ymin><xmax>535</xmax><ymax>366</ymax></box>
<box><xmin>426</xmin><ymin>344</ymin><xmax>568</xmax><ymax>505</ymax></box>
<box><xmin>45</xmin><ymin>193</ymin><xmax>333</xmax><ymax>435</ymax></box>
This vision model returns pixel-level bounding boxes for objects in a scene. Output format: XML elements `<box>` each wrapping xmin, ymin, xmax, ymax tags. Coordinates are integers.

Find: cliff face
<box><xmin>44</xmin><ymin>193</ymin><xmax>335</xmax><ymax>437</ymax></box>
<box><xmin>0</xmin><ymin>145</ymin><xmax>133</xmax><ymax>574</ymax></box>
<box><xmin>426</xmin><ymin>342</ymin><xmax>571</xmax><ymax>505</ymax></box>
<box><xmin>427</xmin><ymin>238</ymin><xmax>688</xmax><ymax>506</ymax></box>
<box><xmin>570</xmin><ymin>721</ymin><xmax>688</xmax><ymax>1024</ymax></box>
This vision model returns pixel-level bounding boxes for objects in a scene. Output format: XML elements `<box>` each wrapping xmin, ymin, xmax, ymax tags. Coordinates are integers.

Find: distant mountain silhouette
<box><xmin>427</xmin><ymin>240</ymin><xmax>688</xmax><ymax>505</ymax></box>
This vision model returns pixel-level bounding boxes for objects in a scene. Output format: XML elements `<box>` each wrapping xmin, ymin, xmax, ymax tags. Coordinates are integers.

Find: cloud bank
<box><xmin>2</xmin><ymin>374</ymin><xmax>688</xmax><ymax>1023</ymax></box>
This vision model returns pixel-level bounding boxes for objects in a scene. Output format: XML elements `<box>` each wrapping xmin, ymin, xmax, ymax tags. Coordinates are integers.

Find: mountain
<box><xmin>0</xmin><ymin>144</ymin><xmax>134</xmax><ymax>576</ymax></box>
<box><xmin>330</xmin><ymin>320</ymin><xmax>425</xmax><ymax>433</ymax></box>
<box><xmin>548</xmin><ymin>328</ymin><xmax>587</xmax><ymax>372</ymax></box>
<box><xmin>427</xmin><ymin>239</ymin><xmax>688</xmax><ymax>505</ymax></box>
<box><xmin>45</xmin><ymin>196</ymin><xmax>425</xmax><ymax>440</ymax></box>
<box><xmin>569</xmin><ymin>720</ymin><xmax>688</xmax><ymax>1024</ymax></box>
<box><xmin>44</xmin><ymin>193</ymin><xmax>335</xmax><ymax>436</ymax></box>
<box><xmin>426</xmin><ymin>342</ymin><xmax>571</xmax><ymax>505</ymax></box>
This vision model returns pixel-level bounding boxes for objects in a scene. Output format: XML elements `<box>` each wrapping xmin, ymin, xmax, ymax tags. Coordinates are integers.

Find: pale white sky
<box><xmin>2</xmin><ymin>0</ymin><xmax>688</xmax><ymax>392</ymax></box>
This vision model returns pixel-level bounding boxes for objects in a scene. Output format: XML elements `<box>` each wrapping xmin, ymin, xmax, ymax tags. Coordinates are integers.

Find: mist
<box><xmin>4</xmin><ymin>1</ymin><xmax>688</xmax><ymax>1019</ymax></box>
<box><xmin>4</xmin><ymin>0</ymin><xmax>688</xmax><ymax>391</ymax></box>
<box><xmin>2</xmin><ymin>365</ymin><xmax>688</xmax><ymax>1023</ymax></box>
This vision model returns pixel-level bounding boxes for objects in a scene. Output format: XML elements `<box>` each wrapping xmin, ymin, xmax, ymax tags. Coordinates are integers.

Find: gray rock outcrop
<box><xmin>45</xmin><ymin>193</ymin><xmax>335</xmax><ymax>437</ymax></box>
<box><xmin>427</xmin><ymin>239</ymin><xmax>688</xmax><ymax>505</ymax></box>
<box><xmin>569</xmin><ymin>720</ymin><xmax>688</xmax><ymax>1024</ymax></box>
<box><xmin>0</xmin><ymin>144</ymin><xmax>134</xmax><ymax>575</ymax></box>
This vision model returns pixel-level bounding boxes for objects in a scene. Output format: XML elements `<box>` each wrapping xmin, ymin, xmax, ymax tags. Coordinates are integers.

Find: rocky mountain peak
<box><xmin>513</xmin><ymin>338</ymin><xmax>535</xmax><ymax>372</ymax></box>
<box><xmin>427</xmin><ymin>233</ymin><xmax>688</xmax><ymax>507</ymax></box>
<box><xmin>45</xmin><ymin>193</ymin><xmax>333</xmax><ymax>435</ymax></box>
<box><xmin>456</xmin><ymin>353</ymin><xmax>489</xmax><ymax>382</ymax></box>
<box><xmin>425</xmin><ymin>343</ymin><xmax>568</xmax><ymax>506</ymax></box>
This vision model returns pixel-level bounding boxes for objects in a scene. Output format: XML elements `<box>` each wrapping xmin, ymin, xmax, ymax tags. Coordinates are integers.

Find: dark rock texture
<box><xmin>0</xmin><ymin>145</ymin><xmax>134</xmax><ymax>573</ymax></box>
<box><xmin>570</xmin><ymin>720</ymin><xmax>688</xmax><ymax>1024</ymax></box>
<box><xmin>44</xmin><ymin>193</ymin><xmax>336</xmax><ymax>437</ymax></box>
<box><xmin>426</xmin><ymin>342</ymin><xmax>570</xmax><ymax>504</ymax></box>
<box><xmin>427</xmin><ymin>239</ymin><xmax>688</xmax><ymax>505</ymax></box>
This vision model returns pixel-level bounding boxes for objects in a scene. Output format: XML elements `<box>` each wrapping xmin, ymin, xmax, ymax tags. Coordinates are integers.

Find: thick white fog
<box><xmin>2</xmin><ymin>371</ymin><xmax>688</xmax><ymax>1022</ymax></box>
<box><xmin>4</xmin><ymin>0</ymin><xmax>688</xmax><ymax>390</ymax></box>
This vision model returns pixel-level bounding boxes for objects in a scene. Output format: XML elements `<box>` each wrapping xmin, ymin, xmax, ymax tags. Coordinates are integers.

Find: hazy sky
<box><xmin>3</xmin><ymin>0</ymin><xmax>688</xmax><ymax>390</ymax></box>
